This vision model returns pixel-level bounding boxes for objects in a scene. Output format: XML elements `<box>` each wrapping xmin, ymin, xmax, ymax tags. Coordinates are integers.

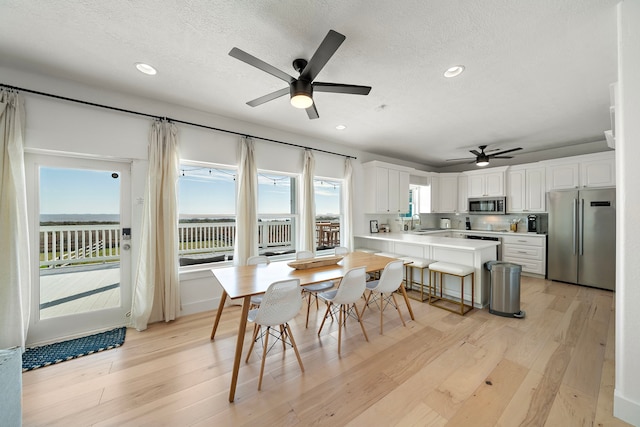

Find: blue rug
<box><xmin>22</xmin><ymin>327</ymin><xmax>126</xmax><ymax>372</ymax></box>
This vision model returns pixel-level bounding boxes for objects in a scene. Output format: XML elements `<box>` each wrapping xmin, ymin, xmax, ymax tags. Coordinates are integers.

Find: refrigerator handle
<box><xmin>573</xmin><ymin>198</ymin><xmax>577</xmax><ymax>255</ymax></box>
<box><xmin>579</xmin><ymin>198</ymin><xmax>585</xmax><ymax>255</ymax></box>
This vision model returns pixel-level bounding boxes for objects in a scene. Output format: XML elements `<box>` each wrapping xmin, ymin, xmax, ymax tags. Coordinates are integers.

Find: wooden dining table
<box><xmin>209</xmin><ymin>251</ymin><xmax>414</xmax><ymax>402</ymax></box>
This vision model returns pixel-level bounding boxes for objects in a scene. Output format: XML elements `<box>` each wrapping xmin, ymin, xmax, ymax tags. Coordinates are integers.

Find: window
<box><xmin>257</xmin><ymin>171</ymin><xmax>297</xmax><ymax>257</ymax></box>
<box><xmin>177</xmin><ymin>163</ymin><xmax>237</xmax><ymax>266</ymax></box>
<box><xmin>314</xmin><ymin>178</ymin><xmax>342</xmax><ymax>251</ymax></box>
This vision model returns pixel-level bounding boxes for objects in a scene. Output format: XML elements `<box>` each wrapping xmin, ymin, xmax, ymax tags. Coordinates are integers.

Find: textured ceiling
<box><xmin>0</xmin><ymin>0</ymin><xmax>619</xmax><ymax>169</ymax></box>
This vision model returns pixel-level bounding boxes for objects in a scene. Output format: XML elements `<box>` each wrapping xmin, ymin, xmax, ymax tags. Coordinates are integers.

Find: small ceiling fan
<box><xmin>447</xmin><ymin>145</ymin><xmax>523</xmax><ymax>167</ymax></box>
<box><xmin>229</xmin><ymin>29</ymin><xmax>372</xmax><ymax>119</ymax></box>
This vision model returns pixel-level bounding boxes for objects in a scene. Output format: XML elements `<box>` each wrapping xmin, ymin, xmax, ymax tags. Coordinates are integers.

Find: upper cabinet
<box><xmin>546</xmin><ymin>152</ymin><xmax>615</xmax><ymax>191</ymax></box>
<box><xmin>507</xmin><ymin>166</ymin><xmax>546</xmax><ymax>212</ymax></box>
<box><xmin>438</xmin><ymin>173</ymin><xmax>459</xmax><ymax>213</ymax></box>
<box><xmin>465</xmin><ymin>167</ymin><xmax>507</xmax><ymax>197</ymax></box>
<box><xmin>363</xmin><ymin>161</ymin><xmax>412</xmax><ymax>214</ymax></box>
<box><xmin>457</xmin><ymin>174</ymin><xmax>468</xmax><ymax>213</ymax></box>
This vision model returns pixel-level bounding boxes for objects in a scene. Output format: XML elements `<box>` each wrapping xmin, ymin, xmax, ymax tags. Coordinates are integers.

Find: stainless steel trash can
<box><xmin>485</xmin><ymin>261</ymin><xmax>525</xmax><ymax>318</ymax></box>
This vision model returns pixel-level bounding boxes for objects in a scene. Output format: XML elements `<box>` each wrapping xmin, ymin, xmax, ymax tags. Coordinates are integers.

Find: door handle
<box><xmin>572</xmin><ymin>199</ymin><xmax>577</xmax><ymax>255</ymax></box>
<box><xmin>579</xmin><ymin>199</ymin><xmax>584</xmax><ymax>256</ymax></box>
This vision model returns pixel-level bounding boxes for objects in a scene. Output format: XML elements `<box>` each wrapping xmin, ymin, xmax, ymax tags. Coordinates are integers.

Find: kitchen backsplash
<box><xmin>367</xmin><ymin>212</ymin><xmax>548</xmax><ymax>233</ymax></box>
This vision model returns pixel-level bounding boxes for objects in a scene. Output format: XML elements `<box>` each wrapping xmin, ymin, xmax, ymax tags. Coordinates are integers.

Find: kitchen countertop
<box><xmin>355</xmin><ymin>232</ymin><xmax>501</xmax><ymax>250</ymax></box>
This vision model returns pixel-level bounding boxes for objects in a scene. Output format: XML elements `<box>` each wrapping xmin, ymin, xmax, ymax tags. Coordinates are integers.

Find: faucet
<box><xmin>410</xmin><ymin>214</ymin><xmax>420</xmax><ymax>230</ymax></box>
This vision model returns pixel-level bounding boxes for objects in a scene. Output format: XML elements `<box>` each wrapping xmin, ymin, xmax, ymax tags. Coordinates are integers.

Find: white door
<box><xmin>25</xmin><ymin>153</ymin><xmax>132</xmax><ymax>345</ymax></box>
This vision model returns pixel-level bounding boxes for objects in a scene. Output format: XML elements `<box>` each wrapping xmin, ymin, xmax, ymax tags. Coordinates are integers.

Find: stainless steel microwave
<box><xmin>468</xmin><ymin>197</ymin><xmax>507</xmax><ymax>215</ymax></box>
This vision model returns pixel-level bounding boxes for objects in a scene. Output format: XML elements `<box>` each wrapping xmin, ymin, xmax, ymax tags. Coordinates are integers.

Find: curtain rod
<box><xmin>0</xmin><ymin>83</ymin><xmax>357</xmax><ymax>160</ymax></box>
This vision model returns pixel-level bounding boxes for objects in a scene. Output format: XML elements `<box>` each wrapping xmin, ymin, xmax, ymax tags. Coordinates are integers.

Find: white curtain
<box><xmin>0</xmin><ymin>89</ymin><xmax>31</xmax><ymax>350</ymax></box>
<box><xmin>301</xmin><ymin>150</ymin><xmax>316</xmax><ymax>253</ymax></box>
<box><xmin>342</xmin><ymin>158</ymin><xmax>354</xmax><ymax>251</ymax></box>
<box><xmin>131</xmin><ymin>120</ymin><xmax>180</xmax><ymax>331</ymax></box>
<box><xmin>233</xmin><ymin>137</ymin><xmax>258</xmax><ymax>265</ymax></box>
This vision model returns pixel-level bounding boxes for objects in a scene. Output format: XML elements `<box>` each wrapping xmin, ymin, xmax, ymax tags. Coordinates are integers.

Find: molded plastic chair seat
<box><xmin>317</xmin><ymin>266</ymin><xmax>369</xmax><ymax>355</ymax></box>
<box><xmin>245</xmin><ymin>278</ymin><xmax>304</xmax><ymax>390</ymax></box>
<box><xmin>362</xmin><ymin>260</ymin><xmax>406</xmax><ymax>334</ymax></box>
<box><xmin>297</xmin><ymin>250</ymin><xmax>336</xmax><ymax>328</ymax></box>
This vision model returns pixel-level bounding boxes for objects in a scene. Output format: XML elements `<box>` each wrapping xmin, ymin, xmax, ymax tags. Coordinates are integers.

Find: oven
<box><xmin>465</xmin><ymin>234</ymin><xmax>502</xmax><ymax>260</ymax></box>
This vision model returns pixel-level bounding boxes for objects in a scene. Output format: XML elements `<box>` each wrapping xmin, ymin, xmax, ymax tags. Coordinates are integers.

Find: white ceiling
<box><xmin>0</xmin><ymin>0</ymin><xmax>619</xmax><ymax>169</ymax></box>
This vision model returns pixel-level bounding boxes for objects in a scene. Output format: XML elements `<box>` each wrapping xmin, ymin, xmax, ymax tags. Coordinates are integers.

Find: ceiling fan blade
<box><xmin>229</xmin><ymin>47</ymin><xmax>296</xmax><ymax>84</ymax></box>
<box><xmin>469</xmin><ymin>149</ymin><xmax>482</xmax><ymax>156</ymax></box>
<box><xmin>246</xmin><ymin>87</ymin><xmax>290</xmax><ymax>107</ymax></box>
<box><xmin>446</xmin><ymin>157</ymin><xmax>474</xmax><ymax>162</ymax></box>
<box><xmin>306</xmin><ymin>103</ymin><xmax>319</xmax><ymax>120</ymax></box>
<box><xmin>313</xmin><ymin>82</ymin><xmax>371</xmax><ymax>95</ymax></box>
<box><xmin>491</xmin><ymin>156</ymin><xmax>514</xmax><ymax>159</ymax></box>
<box><xmin>489</xmin><ymin>147</ymin><xmax>522</xmax><ymax>157</ymax></box>
<box><xmin>300</xmin><ymin>30</ymin><xmax>345</xmax><ymax>82</ymax></box>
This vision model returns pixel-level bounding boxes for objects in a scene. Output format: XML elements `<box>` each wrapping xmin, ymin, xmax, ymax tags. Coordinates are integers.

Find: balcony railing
<box><xmin>40</xmin><ymin>220</ymin><xmax>340</xmax><ymax>269</ymax></box>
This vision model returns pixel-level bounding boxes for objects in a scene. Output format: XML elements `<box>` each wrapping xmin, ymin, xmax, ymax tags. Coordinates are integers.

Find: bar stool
<box><xmin>398</xmin><ymin>256</ymin><xmax>436</xmax><ymax>302</ymax></box>
<box><xmin>428</xmin><ymin>262</ymin><xmax>475</xmax><ymax>315</ymax></box>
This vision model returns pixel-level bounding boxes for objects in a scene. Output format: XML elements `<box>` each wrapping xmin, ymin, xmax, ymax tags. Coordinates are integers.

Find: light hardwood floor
<box><xmin>22</xmin><ymin>276</ymin><xmax>631</xmax><ymax>426</ymax></box>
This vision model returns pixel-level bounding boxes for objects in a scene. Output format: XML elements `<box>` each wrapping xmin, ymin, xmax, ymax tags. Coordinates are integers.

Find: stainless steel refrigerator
<box><xmin>547</xmin><ymin>188</ymin><xmax>616</xmax><ymax>290</ymax></box>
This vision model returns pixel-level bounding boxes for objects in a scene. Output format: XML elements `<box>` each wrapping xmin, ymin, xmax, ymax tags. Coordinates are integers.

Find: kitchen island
<box><xmin>355</xmin><ymin>232</ymin><xmax>500</xmax><ymax>308</ymax></box>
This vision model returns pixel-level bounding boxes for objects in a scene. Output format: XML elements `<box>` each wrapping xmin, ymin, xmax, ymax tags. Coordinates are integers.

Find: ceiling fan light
<box><xmin>291</xmin><ymin>94</ymin><xmax>313</xmax><ymax>109</ymax></box>
<box><xmin>476</xmin><ymin>160</ymin><xmax>489</xmax><ymax>167</ymax></box>
<box><xmin>290</xmin><ymin>80</ymin><xmax>313</xmax><ymax>109</ymax></box>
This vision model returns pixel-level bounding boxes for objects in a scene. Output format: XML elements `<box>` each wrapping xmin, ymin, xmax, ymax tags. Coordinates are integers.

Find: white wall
<box><xmin>614</xmin><ymin>1</ymin><xmax>640</xmax><ymax>424</ymax></box>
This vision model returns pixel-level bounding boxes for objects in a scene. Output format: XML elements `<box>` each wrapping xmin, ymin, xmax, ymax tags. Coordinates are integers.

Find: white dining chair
<box><xmin>247</xmin><ymin>255</ymin><xmax>270</xmax><ymax>309</ymax></box>
<box><xmin>362</xmin><ymin>259</ymin><xmax>406</xmax><ymax>334</ymax></box>
<box><xmin>245</xmin><ymin>278</ymin><xmax>304</xmax><ymax>390</ymax></box>
<box><xmin>317</xmin><ymin>266</ymin><xmax>369</xmax><ymax>355</ymax></box>
<box><xmin>298</xmin><ymin>250</ymin><xmax>336</xmax><ymax>328</ymax></box>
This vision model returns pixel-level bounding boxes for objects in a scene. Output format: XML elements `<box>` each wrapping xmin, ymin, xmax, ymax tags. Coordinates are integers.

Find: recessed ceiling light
<box><xmin>135</xmin><ymin>62</ymin><xmax>157</xmax><ymax>75</ymax></box>
<box><xmin>336</xmin><ymin>125</ymin><xmax>347</xmax><ymax>130</ymax></box>
<box><xmin>444</xmin><ymin>65</ymin><xmax>465</xmax><ymax>78</ymax></box>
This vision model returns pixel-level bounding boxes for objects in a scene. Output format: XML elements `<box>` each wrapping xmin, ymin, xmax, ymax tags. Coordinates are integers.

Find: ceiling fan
<box><xmin>229</xmin><ymin>29</ymin><xmax>372</xmax><ymax>119</ymax></box>
<box><xmin>447</xmin><ymin>145</ymin><xmax>523</xmax><ymax>167</ymax></box>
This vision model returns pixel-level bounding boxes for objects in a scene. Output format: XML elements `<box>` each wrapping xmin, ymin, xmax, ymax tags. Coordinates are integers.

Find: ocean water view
<box><xmin>40</xmin><ymin>214</ymin><xmax>120</xmax><ymax>223</ymax></box>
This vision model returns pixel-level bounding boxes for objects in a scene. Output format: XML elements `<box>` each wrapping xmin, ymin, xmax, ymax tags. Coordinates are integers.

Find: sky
<box><xmin>40</xmin><ymin>167</ymin><xmax>120</xmax><ymax>214</ymax></box>
<box><xmin>39</xmin><ymin>166</ymin><xmax>341</xmax><ymax>217</ymax></box>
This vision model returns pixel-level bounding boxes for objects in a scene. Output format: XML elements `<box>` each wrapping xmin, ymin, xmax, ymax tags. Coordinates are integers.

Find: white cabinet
<box><xmin>501</xmin><ymin>234</ymin><xmax>546</xmax><ymax>276</ymax></box>
<box><xmin>364</xmin><ymin>162</ymin><xmax>411</xmax><ymax>214</ymax></box>
<box><xmin>507</xmin><ymin>166</ymin><xmax>546</xmax><ymax>212</ymax></box>
<box><xmin>465</xmin><ymin>167</ymin><xmax>506</xmax><ymax>197</ymax></box>
<box><xmin>438</xmin><ymin>173</ymin><xmax>459</xmax><ymax>213</ymax></box>
<box><xmin>457</xmin><ymin>174</ymin><xmax>468</xmax><ymax>213</ymax></box>
<box><xmin>546</xmin><ymin>152</ymin><xmax>615</xmax><ymax>191</ymax></box>
<box><xmin>580</xmin><ymin>155</ymin><xmax>615</xmax><ymax>187</ymax></box>
<box><xmin>546</xmin><ymin>162</ymin><xmax>580</xmax><ymax>190</ymax></box>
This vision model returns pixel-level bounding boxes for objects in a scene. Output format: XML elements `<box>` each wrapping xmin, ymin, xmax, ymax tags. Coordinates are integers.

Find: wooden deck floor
<box><xmin>39</xmin><ymin>265</ymin><xmax>120</xmax><ymax>319</ymax></box>
<box><xmin>21</xmin><ymin>275</ymin><xmax>630</xmax><ymax>426</ymax></box>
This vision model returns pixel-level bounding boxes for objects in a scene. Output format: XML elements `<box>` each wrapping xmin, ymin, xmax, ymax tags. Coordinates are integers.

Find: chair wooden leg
<box><xmin>338</xmin><ymin>305</ymin><xmax>343</xmax><ymax>355</ymax></box>
<box><xmin>362</xmin><ymin>290</ymin><xmax>372</xmax><ymax>315</ymax></box>
<box><xmin>257</xmin><ymin>326</ymin><xmax>270</xmax><ymax>391</ymax></box>
<box><xmin>380</xmin><ymin>293</ymin><xmax>384</xmax><ymax>334</ymax></box>
<box><xmin>285</xmin><ymin>323</ymin><xmax>304</xmax><ymax>373</ymax></box>
<box><xmin>279</xmin><ymin>325</ymin><xmax>286</xmax><ymax>351</ymax></box>
<box><xmin>245</xmin><ymin>324</ymin><xmax>260</xmax><ymax>363</ymax></box>
<box><xmin>353</xmin><ymin>303</ymin><xmax>369</xmax><ymax>342</ymax></box>
<box><xmin>318</xmin><ymin>302</ymin><xmax>332</xmax><ymax>335</ymax></box>
<box><xmin>391</xmin><ymin>293</ymin><xmax>406</xmax><ymax>327</ymax></box>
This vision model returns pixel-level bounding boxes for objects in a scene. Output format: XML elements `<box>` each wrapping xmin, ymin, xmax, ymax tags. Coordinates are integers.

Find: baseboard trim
<box><xmin>614</xmin><ymin>389</ymin><xmax>640</xmax><ymax>426</ymax></box>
